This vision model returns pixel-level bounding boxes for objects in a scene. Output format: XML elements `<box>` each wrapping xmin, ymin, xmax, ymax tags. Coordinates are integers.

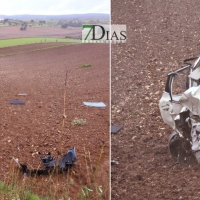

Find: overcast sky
<box><xmin>0</xmin><ymin>0</ymin><xmax>110</xmax><ymax>15</ymax></box>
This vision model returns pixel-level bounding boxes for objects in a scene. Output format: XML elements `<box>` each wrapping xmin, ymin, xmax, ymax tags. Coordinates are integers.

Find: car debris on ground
<box><xmin>83</xmin><ymin>102</ymin><xmax>106</xmax><ymax>108</ymax></box>
<box><xmin>111</xmin><ymin>160</ymin><xmax>119</xmax><ymax>165</ymax></box>
<box><xmin>18</xmin><ymin>93</ymin><xmax>27</xmax><ymax>96</ymax></box>
<box><xmin>9</xmin><ymin>100</ymin><xmax>25</xmax><ymax>105</ymax></box>
<box><xmin>13</xmin><ymin>147</ymin><xmax>76</xmax><ymax>176</ymax></box>
<box><xmin>111</xmin><ymin>125</ymin><xmax>123</xmax><ymax>134</ymax></box>
<box><xmin>159</xmin><ymin>56</ymin><xmax>200</xmax><ymax>164</ymax></box>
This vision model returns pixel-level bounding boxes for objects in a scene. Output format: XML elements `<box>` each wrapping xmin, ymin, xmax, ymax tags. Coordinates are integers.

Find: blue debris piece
<box><xmin>9</xmin><ymin>100</ymin><xmax>25</xmax><ymax>105</ymax></box>
<box><xmin>59</xmin><ymin>147</ymin><xmax>76</xmax><ymax>169</ymax></box>
<box><xmin>39</xmin><ymin>152</ymin><xmax>57</xmax><ymax>168</ymax></box>
<box><xmin>111</xmin><ymin>126</ymin><xmax>123</xmax><ymax>134</ymax></box>
<box><xmin>39</xmin><ymin>147</ymin><xmax>76</xmax><ymax>170</ymax></box>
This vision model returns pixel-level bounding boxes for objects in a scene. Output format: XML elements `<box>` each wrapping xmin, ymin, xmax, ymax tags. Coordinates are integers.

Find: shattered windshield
<box><xmin>171</xmin><ymin>67</ymin><xmax>189</xmax><ymax>96</ymax></box>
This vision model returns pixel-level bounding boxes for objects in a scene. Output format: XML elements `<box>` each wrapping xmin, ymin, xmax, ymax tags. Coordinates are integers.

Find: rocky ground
<box><xmin>111</xmin><ymin>0</ymin><xmax>200</xmax><ymax>199</ymax></box>
<box><xmin>0</xmin><ymin>43</ymin><xmax>109</xmax><ymax>199</ymax></box>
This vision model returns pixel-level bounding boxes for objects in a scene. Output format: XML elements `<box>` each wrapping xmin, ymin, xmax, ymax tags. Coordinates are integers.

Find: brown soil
<box><xmin>0</xmin><ymin>43</ymin><xmax>71</xmax><ymax>56</ymax></box>
<box><xmin>111</xmin><ymin>0</ymin><xmax>200</xmax><ymax>199</ymax></box>
<box><xmin>0</xmin><ymin>26</ymin><xmax>81</xmax><ymax>39</ymax></box>
<box><xmin>0</xmin><ymin>43</ymin><xmax>109</xmax><ymax>199</ymax></box>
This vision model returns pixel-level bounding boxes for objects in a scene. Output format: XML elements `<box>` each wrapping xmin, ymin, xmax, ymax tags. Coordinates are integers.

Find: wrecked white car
<box><xmin>159</xmin><ymin>56</ymin><xmax>200</xmax><ymax>163</ymax></box>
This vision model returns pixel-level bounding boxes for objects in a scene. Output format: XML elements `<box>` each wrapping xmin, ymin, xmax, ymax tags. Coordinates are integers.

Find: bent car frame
<box><xmin>159</xmin><ymin>56</ymin><xmax>200</xmax><ymax>163</ymax></box>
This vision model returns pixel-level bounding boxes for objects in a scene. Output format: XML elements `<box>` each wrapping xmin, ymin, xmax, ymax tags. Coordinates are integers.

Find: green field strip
<box><xmin>0</xmin><ymin>37</ymin><xmax>81</xmax><ymax>48</ymax></box>
<box><xmin>0</xmin><ymin>24</ymin><xmax>9</xmax><ymax>27</ymax></box>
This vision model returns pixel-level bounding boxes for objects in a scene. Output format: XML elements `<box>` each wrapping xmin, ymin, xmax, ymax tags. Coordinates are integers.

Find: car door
<box><xmin>159</xmin><ymin>65</ymin><xmax>190</xmax><ymax>130</ymax></box>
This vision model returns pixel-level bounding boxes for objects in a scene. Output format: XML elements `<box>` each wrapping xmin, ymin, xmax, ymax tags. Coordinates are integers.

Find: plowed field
<box><xmin>111</xmin><ymin>0</ymin><xmax>200</xmax><ymax>199</ymax></box>
<box><xmin>0</xmin><ymin>43</ymin><xmax>109</xmax><ymax>199</ymax></box>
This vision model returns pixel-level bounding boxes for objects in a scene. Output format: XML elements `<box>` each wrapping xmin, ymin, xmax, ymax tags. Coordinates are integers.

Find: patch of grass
<box><xmin>0</xmin><ymin>144</ymin><xmax>108</xmax><ymax>199</ymax></box>
<box><xmin>77</xmin><ymin>146</ymin><xmax>108</xmax><ymax>200</ymax></box>
<box><xmin>133</xmin><ymin>111</ymin><xmax>139</xmax><ymax>115</ymax></box>
<box><xmin>0</xmin><ymin>37</ymin><xmax>81</xmax><ymax>48</ymax></box>
<box><xmin>71</xmin><ymin>118</ymin><xmax>87</xmax><ymax>126</ymax></box>
<box><xmin>79</xmin><ymin>64</ymin><xmax>92</xmax><ymax>68</ymax></box>
<box><xmin>0</xmin><ymin>24</ymin><xmax>9</xmax><ymax>27</ymax></box>
<box><xmin>78</xmin><ymin>187</ymin><xmax>93</xmax><ymax>199</ymax></box>
<box><xmin>0</xmin><ymin>181</ymin><xmax>41</xmax><ymax>199</ymax></box>
<box><xmin>19</xmin><ymin>191</ymin><xmax>41</xmax><ymax>200</ymax></box>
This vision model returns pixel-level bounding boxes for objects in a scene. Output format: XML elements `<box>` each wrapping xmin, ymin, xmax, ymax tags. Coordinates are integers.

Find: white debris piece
<box><xmin>12</xmin><ymin>157</ymin><xmax>20</xmax><ymax>166</ymax></box>
<box><xmin>83</xmin><ymin>102</ymin><xmax>106</xmax><ymax>108</ymax></box>
<box><xmin>179</xmin><ymin>86</ymin><xmax>200</xmax><ymax>116</ymax></box>
<box><xmin>188</xmin><ymin>68</ymin><xmax>200</xmax><ymax>80</ymax></box>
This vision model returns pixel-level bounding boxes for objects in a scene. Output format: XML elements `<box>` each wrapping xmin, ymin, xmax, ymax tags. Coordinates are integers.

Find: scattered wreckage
<box><xmin>13</xmin><ymin>147</ymin><xmax>76</xmax><ymax>176</ymax></box>
<box><xmin>159</xmin><ymin>56</ymin><xmax>200</xmax><ymax>163</ymax></box>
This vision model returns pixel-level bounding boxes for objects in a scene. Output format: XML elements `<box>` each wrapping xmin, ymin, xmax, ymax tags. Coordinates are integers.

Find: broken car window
<box><xmin>191</xmin><ymin>79</ymin><xmax>198</xmax><ymax>87</ymax></box>
<box><xmin>171</xmin><ymin>69</ymin><xmax>188</xmax><ymax>96</ymax></box>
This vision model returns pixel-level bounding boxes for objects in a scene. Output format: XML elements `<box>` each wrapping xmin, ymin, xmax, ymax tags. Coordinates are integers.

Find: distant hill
<box><xmin>0</xmin><ymin>13</ymin><xmax>109</xmax><ymax>20</ymax></box>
